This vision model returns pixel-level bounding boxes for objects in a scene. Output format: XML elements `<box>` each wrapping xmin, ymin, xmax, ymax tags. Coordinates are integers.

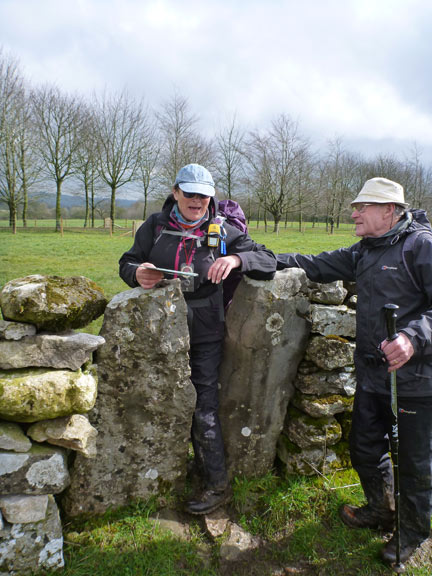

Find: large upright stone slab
<box><xmin>63</xmin><ymin>282</ymin><xmax>196</xmax><ymax>516</ymax></box>
<box><xmin>219</xmin><ymin>269</ymin><xmax>311</xmax><ymax>477</ymax></box>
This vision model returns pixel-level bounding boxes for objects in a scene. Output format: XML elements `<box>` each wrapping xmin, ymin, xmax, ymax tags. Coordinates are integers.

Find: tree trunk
<box><xmin>142</xmin><ymin>188</ymin><xmax>148</xmax><ymax>220</ymax></box>
<box><xmin>84</xmin><ymin>180</ymin><xmax>89</xmax><ymax>228</ymax></box>
<box><xmin>55</xmin><ymin>180</ymin><xmax>62</xmax><ymax>232</ymax></box>
<box><xmin>9</xmin><ymin>202</ymin><xmax>17</xmax><ymax>235</ymax></box>
<box><xmin>91</xmin><ymin>182</ymin><xmax>95</xmax><ymax>228</ymax></box>
<box><xmin>110</xmin><ymin>185</ymin><xmax>116</xmax><ymax>231</ymax></box>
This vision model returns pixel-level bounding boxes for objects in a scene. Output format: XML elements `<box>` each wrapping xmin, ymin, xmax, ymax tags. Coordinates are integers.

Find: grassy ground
<box><xmin>2</xmin><ymin>221</ymin><xmax>431</xmax><ymax>575</ymax></box>
<box><xmin>46</xmin><ymin>470</ymin><xmax>432</xmax><ymax>576</ymax></box>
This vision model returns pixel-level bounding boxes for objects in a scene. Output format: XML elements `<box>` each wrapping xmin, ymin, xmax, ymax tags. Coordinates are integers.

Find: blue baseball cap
<box><xmin>174</xmin><ymin>164</ymin><xmax>215</xmax><ymax>197</ymax></box>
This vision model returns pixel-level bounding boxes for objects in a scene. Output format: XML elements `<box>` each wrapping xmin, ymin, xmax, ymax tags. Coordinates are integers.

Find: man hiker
<box><xmin>277</xmin><ymin>177</ymin><xmax>432</xmax><ymax>566</ymax></box>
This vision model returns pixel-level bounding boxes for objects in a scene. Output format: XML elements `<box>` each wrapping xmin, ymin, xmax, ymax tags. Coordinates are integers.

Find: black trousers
<box><xmin>350</xmin><ymin>387</ymin><xmax>432</xmax><ymax>543</ymax></box>
<box><xmin>189</xmin><ymin>340</ymin><xmax>228</xmax><ymax>490</ymax></box>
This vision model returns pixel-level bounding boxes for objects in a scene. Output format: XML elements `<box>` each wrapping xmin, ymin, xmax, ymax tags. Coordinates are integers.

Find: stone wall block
<box><xmin>0</xmin><ymin>421</ymin><xmax>32</xmax><ymax>452</ymax></box>
<box><xmin>291</xmin><ymin>391</ymin><xmax>354</xmax><ymax>418</ymax></box>
<box><xmin>0</xmin><ymin>275</ymin><xmax>107</xmax><ymax>331</ymax></box>
<box><xmin>307</xmin><ymin>280</ymin><xmax>347</xmax><ymax>305</ymax></box>
<box><xmin>284</xmin><ymin>409</ymin><xmax>342</xmax><ymax>449</ymax></box>
<box><xmin>305</xmin><ymin>335</ymin><xmax>355</xmax><ymax>370</ymax></box>
<box><xmin>0</xmin><ymin>365</ymin><xmax>98</xmax><ymax>422</ymax></box>
<box><xmin>27</xmin><ymin>414</ymin><xmax>98</xmax><ymax>458</ymax></box>
<box><xmin>0</xmin><ymin>320</ymin><xmax>36</xmax><ymax>341</ymax></box>
<box><xmin>310</xmin><ymin>304</ymin><xmax>356</xmax><ymax>338</ymax></box>
<box><xmin>295</xmin><ymin>369</ymin><xmax>356</xmax><ymax>397</ymax></box>
<box><xmin>0</xmin><ymin>495</ymin><xmax>64</xmax><ymax>575</ymax></box>
<box><xmin>63</xmin><ymin>282</ymin><xmax>196</xmax><ymax>516</ymax></box>
<box><xmin>277</xmin><ymin>434</ymin><xmax>350</xmax><ymax>476</ymax></box>
<box><xmin>219</xmin><ymin>269</ymin><xmax>312</xmax><ymax>477</ymax></box>
<box><xmin>0</xmin><ymin>494</ymin><xmax>48</xmax><ymax>523</ymax></box>
<box><xmin>0</xmin><ymin>331</ymin><xmax>105</xmax><ymax>370</ymax></box>
<box><xmin>0</xmin><ymin>445</ymin><xmax>70</xmax><ymax>495</ymax></box>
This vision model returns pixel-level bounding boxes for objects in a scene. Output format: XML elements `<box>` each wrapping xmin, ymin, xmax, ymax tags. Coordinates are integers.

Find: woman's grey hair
<box><xmin>394</xmin><ymin>205</ymin><xmax>406</xmax><ymax>217</ymax></box>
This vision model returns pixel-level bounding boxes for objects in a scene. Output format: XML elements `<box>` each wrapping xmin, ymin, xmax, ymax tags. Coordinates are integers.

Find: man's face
<box><xmin>351</xmin><ymin>203</ymin><xmax>393</xmax><ymax>237</ymax></box>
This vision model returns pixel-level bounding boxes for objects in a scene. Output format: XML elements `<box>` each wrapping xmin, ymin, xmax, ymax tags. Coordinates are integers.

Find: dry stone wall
<box><xmin>277</xmin><ymin>278</ymin><xmax>357</xmax><ymax>476</ymax></box>
<box><xmin>0</xmin><ymin>276</ymin><xmax>106</xmax><ymax>576</ymax></box>
<box><xmin>0</xmin><ymin>271</ymin><xmax>358</xmax><ymax>575</ymax></box>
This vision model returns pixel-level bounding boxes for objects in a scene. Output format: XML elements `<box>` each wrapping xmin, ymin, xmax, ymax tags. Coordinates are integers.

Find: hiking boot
<box><xmin>339</xmin><ymin>503</ymin><xmax>394</xmax><ymax>531</ymax></box>
<box><xmin>381</xmin><ymin>534</ymin><xmax>427</xmax><ymax>565</ymax></box>
<box><xmin>185</xmin><ymin>486</ymin><xmax>232</xmax><ymax>515</ymax></box>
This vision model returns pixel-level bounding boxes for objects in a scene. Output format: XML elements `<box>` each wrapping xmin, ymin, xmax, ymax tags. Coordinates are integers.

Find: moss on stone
<box><xmin>325</xmin><ymin>334</ymin><xmax>349</xmax><ymax>344</ymax></box>
<box><xmin>277</xmin><ymin>433</ymin><xmax>302</xmax><ymax>454</ymax></box>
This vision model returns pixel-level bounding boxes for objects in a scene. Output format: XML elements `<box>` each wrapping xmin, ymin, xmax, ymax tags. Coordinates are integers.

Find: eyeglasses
<box><xmin>182</xmin><ymin>190</ymin><xmax>208</xmax><ymax>199</ymax></box>
<box><xmin>351</xmin><ymin>203</ymin><xmax>376</xmax><ymax>213</ymax></box>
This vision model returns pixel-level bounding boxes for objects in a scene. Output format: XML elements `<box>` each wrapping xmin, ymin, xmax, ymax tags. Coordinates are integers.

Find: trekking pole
<box><xmin>384</xmin><ymin>303</ymin><xmax>404</xmax><ymax>573</ymax></box>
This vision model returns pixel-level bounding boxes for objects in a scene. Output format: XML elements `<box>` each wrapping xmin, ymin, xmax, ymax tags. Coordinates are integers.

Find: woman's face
<box><xmin>173</xmin><ymin>187</ymin><xmax>210</xmax><ymax>222</ymax></box>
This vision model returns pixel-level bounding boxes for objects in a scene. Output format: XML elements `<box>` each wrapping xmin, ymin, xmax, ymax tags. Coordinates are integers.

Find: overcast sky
<box><xmin>1</xmin><ymin>0</ymin><xmax>432</xmax><ymax>162</ymax></box>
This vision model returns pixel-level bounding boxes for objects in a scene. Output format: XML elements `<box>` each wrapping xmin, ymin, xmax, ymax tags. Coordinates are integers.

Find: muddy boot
<box><xmin>185</xmin><ymin>484</ymin><xmax>232</xmax><ymax>515</ymax></box>
<box><xmin>340</xmin><ymin>475</ymin><xmax>395</xmax><ymax>531</ymax></box>
<box><xmin>339</xmin><ymin>503</ymin><xmax>394</xmax><ymax>530</ymax></box>
<box><xmin>381</xmin><ymin>534</ymin><xmax>428</xmax><ymax>565</ymax></box>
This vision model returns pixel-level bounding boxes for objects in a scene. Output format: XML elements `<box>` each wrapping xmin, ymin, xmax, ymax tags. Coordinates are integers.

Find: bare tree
<box><xmin>31</xmin><ymin>85</ymin><xmax>83</xmax><ymax>231</ymax></box>
<box><xmin>156</xmin><ymin>91</ymin><xmax>214</xmax><ymax>194</ymax></box>
<box><xmin>74</xmin><ymin>104</ymin><xmax>101</xmax><ymax>227</ymax></box>
<box><xmin>244</xmin><ymin>114</ymin><xmax>310</xmax><ymax>233</ymax></box>
<box><xmin>319</xmin><ymin>137</ymin><xmax>361</xmax><ymax>233</ymax></box>
<box><xmin>17</xmin><ymin>89</ymin><xmax>44</xmax><ymax>227</ymax></box>
<box><xmin>291</xmin><ymin>148</ymin><xmax>316</xmax><ymax>231</ymax></box>
<box><xmin>215</xmin><ymin>114</ymin><xmax>245</xmax><ymax>199</ymax></box>
<box><xmin>0</xmin><ymin>50</ymin><xmax>26</xmax><ymax>233</ymax></box>
<box><xmin>136</xmin><ymin>117</ymin><xmax>161</xmax><ymax>220</ymax></box>
<box><xmin>403</xmin><ymin>144</ymin><xmax>432</xmax><ymax>209</ymax></box>
<box><xmin>93</xmin><ymin>90</ymin><xmax>147</xmax><ymax>228</ymax></box>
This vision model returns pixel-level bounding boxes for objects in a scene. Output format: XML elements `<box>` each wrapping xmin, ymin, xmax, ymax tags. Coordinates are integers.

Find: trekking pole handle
<box><xmin>384</xmin><ymin>303</ymin><xmax>400</xmax><ymax>341</ymax></box>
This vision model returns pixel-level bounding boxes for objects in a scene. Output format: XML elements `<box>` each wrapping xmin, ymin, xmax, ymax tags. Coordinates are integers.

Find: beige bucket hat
<box><xmin>351</xmin><ymin>177</ymin><xmax>409</xmax><ymax>208</ymax></box>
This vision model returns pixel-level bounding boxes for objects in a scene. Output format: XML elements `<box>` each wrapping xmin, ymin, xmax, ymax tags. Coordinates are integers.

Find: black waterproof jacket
<box><xmin>277</xmin><ymin>210</ymin><xmax>432</xmax><ymax>397</ymax></box>
<box><xmin>119</xmin><ymin>195</ymin><xmax>276</xmax><ymax>343</ymax></box>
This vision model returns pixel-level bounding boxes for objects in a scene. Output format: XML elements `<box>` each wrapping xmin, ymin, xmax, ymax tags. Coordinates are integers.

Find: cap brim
<box><xmin>179</xmin><ymin>182</ymin><xmax>215</xmax><ymax>197</ymax></box>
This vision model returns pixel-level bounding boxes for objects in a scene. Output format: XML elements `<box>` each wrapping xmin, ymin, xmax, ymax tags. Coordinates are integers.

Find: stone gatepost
<box><xmin>63</xmin><ymin>281</ymin><xmax>196</xmax><ymax>516</ymax></box>
<box><xmin>219</xmin><ymin>269</ymin><xmax>312</xmax><ymax>477</ymax></box>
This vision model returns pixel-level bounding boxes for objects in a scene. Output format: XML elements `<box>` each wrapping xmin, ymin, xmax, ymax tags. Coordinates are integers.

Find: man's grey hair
<box><xmin>394</xmin><ymin>205</ymin><xmax>406</xmax><ymax>217</ymax></box>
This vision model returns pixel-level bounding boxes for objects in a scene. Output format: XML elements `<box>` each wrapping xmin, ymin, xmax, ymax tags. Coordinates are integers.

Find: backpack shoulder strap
<box><xmin>402</xmin><ymin>229</ymin><xmax>432</xmax><ymax>291</ymax></box>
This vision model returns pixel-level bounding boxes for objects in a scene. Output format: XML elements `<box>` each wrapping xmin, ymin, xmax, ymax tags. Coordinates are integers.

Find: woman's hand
<box><xmin>380</xmin><ymin>333</ymin><xmax>414</xmax><ymax>372</ymax></box>
<box><xmin>135</xmin><ymin>263</ymin><xmax>164</xmax><ymax>289</ymax></box>
<box><xmin>208</xmin><ymin>255</ymin><xmax>241</xmax><ymax>284</ymax></box>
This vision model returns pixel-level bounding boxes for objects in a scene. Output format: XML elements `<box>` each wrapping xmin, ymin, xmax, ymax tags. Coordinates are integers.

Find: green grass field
<box><xmin>0</xmin><ymin>219</ymin><xmax>357</xmax><ymax>298</ymax></box>
<box><xmin>2</xmin><ymin>221</ymin><xmax>430</xmax><ymax>575</ymax></box>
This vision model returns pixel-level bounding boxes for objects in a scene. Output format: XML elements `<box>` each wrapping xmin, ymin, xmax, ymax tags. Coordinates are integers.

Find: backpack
<box><xmin>401</xmin><ymin>210</ymin><xmax>432</xmax><ymax>292</ymax></box>
<box><xmin>215</xmin><ymin>199</ymin><xmax>248</xmax><ymax>309</ymax></box>
<box><xmin>217</xmin><ymin>199</ymin><xmax>248</xmax><ymax>234</ymax></box>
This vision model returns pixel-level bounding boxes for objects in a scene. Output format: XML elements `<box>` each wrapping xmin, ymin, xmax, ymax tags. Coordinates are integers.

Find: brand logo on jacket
<box><xmin>381</xmin><ymin>265</ymin><xmax>398</xmax><ymax>271</ymax></box>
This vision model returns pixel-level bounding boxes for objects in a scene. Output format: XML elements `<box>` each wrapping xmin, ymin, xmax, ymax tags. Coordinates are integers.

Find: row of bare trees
<box><xmin>2</xmin><ymin>48</ymin><xmax>432</xmax><ymax>234</ymax></box>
